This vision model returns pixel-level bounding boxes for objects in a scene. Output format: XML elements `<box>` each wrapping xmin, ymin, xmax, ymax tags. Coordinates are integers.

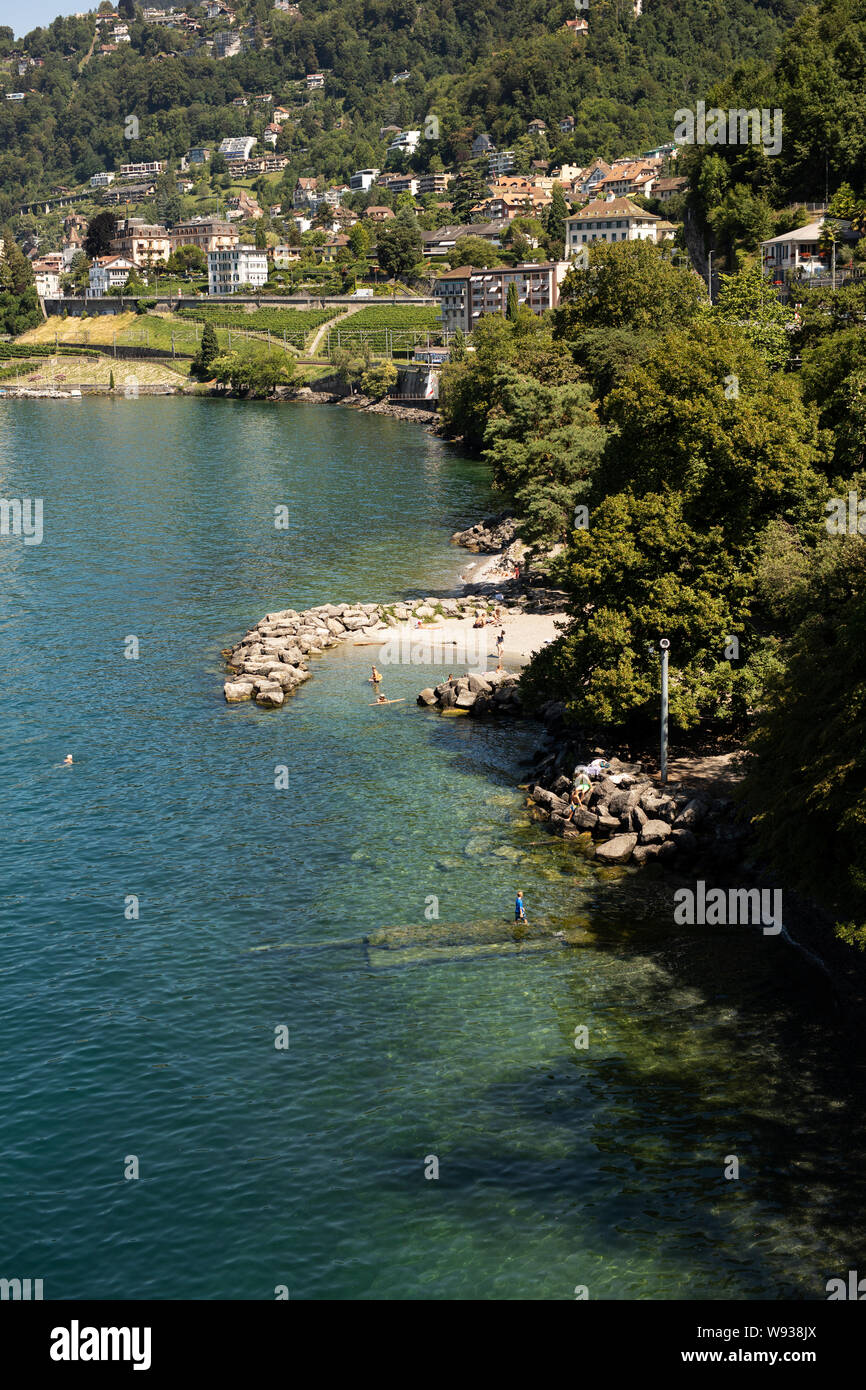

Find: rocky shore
<box><xmin>222</xmin><ymin>592</ymin><xmax>519</xmax><ymax>707</ymax></box>
<box><xmin>417</xmin><ymin>670</ymin><xmax>523</xmax><ymax>717</ymax></box>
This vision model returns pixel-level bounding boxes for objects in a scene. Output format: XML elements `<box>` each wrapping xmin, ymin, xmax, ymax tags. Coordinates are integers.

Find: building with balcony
<box><xmin>434</xmin><ymin>261</ymin><xmax>570</xmax><ymax>333</ymax></box>
<box><xmin>207</xmin><ymin>244</ymin><xmax>269</xmax><ymax>295</ymax></box>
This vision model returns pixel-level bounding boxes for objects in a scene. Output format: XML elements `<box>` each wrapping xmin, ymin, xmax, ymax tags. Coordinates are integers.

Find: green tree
<box><xmin>709</xmin><ymin>263</ymin><xmax>795</xmax><ymax>369</ymax></box>
<box><xmin>451</xmin><ymin>235</ymin><xmax>502</xmax><ymax>268</ymax></box>
<box><xmin>553</xmin><ymin>240</ymin><xmax>705</xmax><ymax>336</ymax></box>
<box><xmin>375</xmin><ymin>216</ymin><xmax>423</xmax><ymax>280</ymax></box>
<box><xmin>348</xmin><ymin>221</ymin><xmax>370</xmax><ymax>258</ymax></box>
<box><xmin>360</xmin><ymin>358</ymin><xmax>397</xmax><ymax>398</ymax></box>
<box><xmin>506</xmin><ymin>281</ymin><xmax>519</xmax><ymax>321</ymax></box>
<box><xmin>544</xmin><ymin>182</ymin><xmax>568</xmax><ymax>253</ymax></box>
<box><xmin>191</xmin><ymin>319</ymin><xmax>220</xmax><ymax>378</ymax></box>
<box><xmin>83</xmin><ymin>211</ymin><xmax>118</xmax><ymax>259</ymax></box>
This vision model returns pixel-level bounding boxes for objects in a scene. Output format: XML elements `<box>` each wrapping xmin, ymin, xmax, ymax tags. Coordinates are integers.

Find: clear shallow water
<box><xmin>1</xmin><ymin>398</ymin><xmax>863</xmax><ymax>1300</ymax></box>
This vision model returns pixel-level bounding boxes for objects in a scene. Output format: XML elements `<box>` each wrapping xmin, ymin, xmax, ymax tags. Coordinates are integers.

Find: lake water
<box><xmin>1</xmin><ymin>397</ymin><xmax>862</xmax><ymax>1300</ymax></box>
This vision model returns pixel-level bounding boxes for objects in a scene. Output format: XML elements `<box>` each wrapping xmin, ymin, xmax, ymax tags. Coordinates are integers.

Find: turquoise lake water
<box><xmin>1</xmin><ymin>397</ymin><xmax>863</xmax><ymax>1300</ymax></box>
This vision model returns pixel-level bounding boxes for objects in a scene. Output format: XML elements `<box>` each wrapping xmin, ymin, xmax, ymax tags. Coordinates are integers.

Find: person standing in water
<box><xmin>515</xmin><ymin>891</ymin><xmax>526</xmax><ymax>922</ymax></box>
<box><xmin>371</xmin><ymin>665</ymin><xmax>382</xmax><ymax>683</ymax></box>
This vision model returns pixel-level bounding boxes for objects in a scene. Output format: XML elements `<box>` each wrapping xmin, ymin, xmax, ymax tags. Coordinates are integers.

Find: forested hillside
<box><xmin>0</xmin><ymin>0</ymin><xmax>805</xmax><ymax>212</ymax></box>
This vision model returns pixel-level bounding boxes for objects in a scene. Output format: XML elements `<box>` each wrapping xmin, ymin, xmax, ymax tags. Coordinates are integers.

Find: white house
<box><xmin>87</xmin><ymin>255</ymin><xmax>136</xmax><ymax>297</ymax></box>
<box><xmin>760</xmin><ymin>220</ymin><xmax>838</xmax><ymax>279</ymax></box>
<box><xmin>566</xmin><ymin>197</ymin><xmax>661</xmax><ymax>251</ymax></box>
<box><xmin>435</xmin><ymin>262</ymin><xmax>570</xmax><ymax>333</ymax></box>
<box><xmin>207</xmin><ymin>244</ymin><xmax>269</xmax><ymax>295</ymax></box>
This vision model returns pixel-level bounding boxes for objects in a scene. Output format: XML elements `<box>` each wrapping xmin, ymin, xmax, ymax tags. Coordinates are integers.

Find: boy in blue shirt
<box><xmin>515</xmin><ymin>892</ymin><xmax>526</xmax><ymax>922</ymax></box>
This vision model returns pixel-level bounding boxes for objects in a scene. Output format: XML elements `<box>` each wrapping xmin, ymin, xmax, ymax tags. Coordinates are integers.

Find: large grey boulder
<box><xmin>455</xmin><ymin>690</ymin><xmax>477</xmax><ymax>709</ymax></box>
<box><xmin>640</xmin><ymin>819</ymin><xmax>671</xmax><ymax>845</ymax></box>
<box><xmin>224</xmin><ymin>680</ymin><xmax>254</xmax><ymax>702</ymax></box>
<box><xmin>467</xmin><ymin>674</ymin><xmax>492</xmax><ymax>695</ymax></box>
<box><xmin>326</xmin><ymin>618</ymin><xmax>345</xmax><ymax>636</ymax></box>
<box><xmin>417</xmin><ymin>688</ymin><xmax>438</xmax><ymax>706</ymax></box>
<box><xmin>255</xmin><ymin>685</ymin><xmax>284</xmax><ymax>707</ymax></box>
<box><xmin>596</xmin><ymin>833</ymin><xmax>638</xmax><ymax>864</ymax></box>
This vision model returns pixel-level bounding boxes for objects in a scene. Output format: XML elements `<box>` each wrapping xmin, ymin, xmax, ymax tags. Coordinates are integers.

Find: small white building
<box><xmin>207</xmin><ymin>244</ymin><xmax>269</xmax><ymax>295</ymax></box>
<box><xmin>87</xmin><ymin>255</ymin><xmax>136</xmax><ymax>297</ymax></box>
<box><xmin>90</xmin><ymin>171</ymin><xmax>116</xmax><ymax>188</ymax></box>
<box><xmin>350</xmin><ymin>168</ymin><xmax>380</xmax><ymax>192</ymax></box>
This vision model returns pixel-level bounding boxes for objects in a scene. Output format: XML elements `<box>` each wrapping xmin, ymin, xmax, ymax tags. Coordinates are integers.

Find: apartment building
<box><xmin>169</xmin><ymin>219</ymin><xmax>239</xmax><ymax>254</ymax></box>
<box><xmin>111</xmin><ymin>222</ymin><xmax>172</xmax><ymax>267</ymax></box>
<box><xmin>119</xmin><ymin>160</ymin><xmax>167</xmax><ymax>180</ymax></box>
<box><xmin>207</xmin><ymin>244</ymin><xmax>269</xmax><ymax>295</ymax></box>
<box><xmin>434</xmin><ymin>261</ymin><xmax>570</xmax><ymax>333</ymax></box>
<box><xmin>87</xmin><ymin>254</ymin><xmax>137</xmax><ymax>296</ymax></box>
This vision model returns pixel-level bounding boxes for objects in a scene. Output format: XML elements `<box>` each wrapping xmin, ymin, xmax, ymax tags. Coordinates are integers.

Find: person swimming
<box><xmin>63</xmin><ymin>754</ymin><xmax>73</xmax><ymax>765</ymax></box>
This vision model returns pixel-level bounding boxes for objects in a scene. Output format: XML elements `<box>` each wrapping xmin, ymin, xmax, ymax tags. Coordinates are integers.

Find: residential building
<box><xmin>103</xmin><ymin>181</ymin><xmax>157</xmax><ymax>205</ymax></box>
<box><xmin>653</xmin><ymin>176</ymin><xmax>688</xmax><ymax>202</ymax></box>
<box><xmin>471</xmin><ymin>132</ymin><xmax>495</xmax><ymax>158</ymax></box>
<box><xmin>422</xmin><ymin>221</ymin><xmax>508</xmax><ymax>259</ymax></box>
<box><xmin>90</xmin><ymin>171</ymin><xmax>116</xmax><ymax>188</ymax></box>
<box><xmin>87</xmin><ymin>254</ymin><xmax>136</xmax><ymax>297</ymax></box>
<box><xmin>111</xmin><ymin>222</ymin><xmax>172</xmax><ymax>267</ymax></box>
<box><xmin>273</xmin><ymin>244</ymin><xmax>301</xmax><ymax>268</ymax></box>
<box><xmin>365</xmin><ymin>206</ymin><xmax>395</xmax><ymax>223</ymax></box>
<box><xmin>294</xmin><ymin>176</ymin><xmax>319</xmax><ymax>208</ymax></box>
<box><xmin>186</xmin><ymin>146</ymin><xmax>211</xmax><ymax>165</ymax></box>
<box><xmin>527</xmin><ymin>118</ymin><xmax>547</xmax><ymax>135</ymax></box>
<box><xmin>387</xmin><ymin>129</ymin><xmax>421</xmax><ymax>155</ymax></box>
<box><xmin>576</xmin><ymin>158</ymin><xmax>611</xmax><ymax>197</ymax></box>
<box><xmin>120</xmin><ymin>160</ymin><xmax>166</xmax><ymax>180</ymax></box>
<box><xmin>417</xmin><ymin>172</ymin><xmax>453</xmax><ymax>196</ymax></box>
<box><xmin>169</xmin><ymin>218</ymin><xmax>239</xmax><ymax>254</ymax></box>
<box><xmin>350</xmin><ymin>168</ymin><xmax>379</xmax><ymax>192</ymax></box>
<box><xmin>565</xmin><ymin>196</ymin><xmax>661</xmax><ymax>250</ymax></box>
<box><xmin>219</xmin><ymin>135</ymin><xmax>256</xmax><ymax>160</ymax></box>
<box><xmin>380</xmin><ymin>174</ymin><xmax>418</xmax><ymax>196</ymax></box>
<box><xmin>487</xmin><ymin>150</ymin><xmax>516</xmax><ymax>177</ymax></box>
<box><xmin>32</xmin><ymin>255</ymin><xmax>62</xmax><ymax>298</ymax></box>
<box><xmin>434</xmin><ymin>261</ymin><xmax>570</xmax><ymax>333</ymax></box>
<box><xmin>272</xmin><ymin>106</ymin><xmax>292</xmax><ymax>124</ymax></box>
<box><xmin>760</xmin><ymin>220</ymin><xmax>835</xmax><ymax>279</ymax></box>
<box><xmin>391</xmin><ymin>70</ymin><xmax>411</xmax><ymax>83</ymax></box>
<box><xmin>305</xmin><ymin>73</ymin><xmax>325</xmax><ymax>89</ymax></box>
<box><xmin>564</xmin><ymin>16</ymin><xmax>589</xmax><ymax>34</ymax></box>
<box><xmin>207</xmin><ymin>244</ymin><xmax>269</xmax><ymax>294</ymax></box>
<box><xmin>263</xmin><ymin>123</ymin><xmax>281</xmax><ymax>147</ymax></box>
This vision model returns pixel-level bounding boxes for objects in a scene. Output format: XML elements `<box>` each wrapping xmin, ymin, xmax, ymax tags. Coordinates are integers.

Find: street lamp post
<box><xmin>659</xmin><ymin>639</ymin><xmax>670</xmax><ymax>785</ymax></box>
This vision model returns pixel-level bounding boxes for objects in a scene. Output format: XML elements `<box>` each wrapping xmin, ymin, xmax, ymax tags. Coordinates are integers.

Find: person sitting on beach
<box><xmin>472</xmin><ymin>610</ymin><xmax>485</xmax><ymax>629</ymax></box>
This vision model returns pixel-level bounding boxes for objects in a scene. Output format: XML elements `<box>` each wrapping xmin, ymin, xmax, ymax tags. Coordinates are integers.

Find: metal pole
<box><xmin>660</xmin><ymin>639</ymin><xmax>670</xmax><ymax>785</ymax></box>
<box><xmin>707</xmin><ymin>250</ymin><xmax>713</xmax><ymax>304</ymax></box>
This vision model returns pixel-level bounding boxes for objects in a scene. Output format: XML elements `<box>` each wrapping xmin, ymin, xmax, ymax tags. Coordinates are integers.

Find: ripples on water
<box><xmin>0</xmin><ymin>399</ymin><xmax>862</xmax><ymax>1299</ymax></box>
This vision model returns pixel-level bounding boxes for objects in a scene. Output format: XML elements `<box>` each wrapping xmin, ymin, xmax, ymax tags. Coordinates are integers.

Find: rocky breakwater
<box><xmin>222</xmin><ymin>594</ymin><xmax>515</xmax><ymax>708</ymax></box>
<box><xmin>417</xmin><ymin>669</ymin><xmax>523</xmax><ymax>718</ymax></box>
<box><xmin>528</xmin><ymin>762</ymin><xmax>739</xmax><ymax>869</ymax></box>
<box><xmin>222</xmin><ymin>601</ymin><xmax>388</xmax><ymax>707</ymax></box>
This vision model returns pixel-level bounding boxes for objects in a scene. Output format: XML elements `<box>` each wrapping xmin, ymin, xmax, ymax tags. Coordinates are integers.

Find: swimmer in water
<box><xmin>371</xmin><ymin>665</ymin><xmax>382</xmax><ymax>683</ymax></box>
<box><xmin>63</xmin><ymin>754</ymin><xmax>73</xmax><ymax>765</ymax></box>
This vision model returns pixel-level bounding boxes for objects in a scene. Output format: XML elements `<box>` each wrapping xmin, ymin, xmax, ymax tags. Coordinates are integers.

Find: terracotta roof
<box><xmin>567</xmin><ymin>197</ymin><xmax>659</xmax><ymax>221</ymax></box>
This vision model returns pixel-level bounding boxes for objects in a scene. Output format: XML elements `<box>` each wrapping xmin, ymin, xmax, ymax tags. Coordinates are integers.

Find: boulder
<box><xmin>595</xmin><ymin>813</ymin><xmax>621</xmax><ymax>835</ymax></box>
<box><xmin>417</xmin><ymin>687</ymin><xmax>438</xmax><ymax>706</ymax></box>
<box><xmin>455</xmin><ymin>690</ymin><xmax>477</xmax><ymax>709</ymax></box>
<box><xmin>595</xmin><ymin>833</ymin><xmax>638</xmax><ymax>864</ymax></box>
<box><xmin>640</xmin><ymin>819</ymin><xmax>671</xmax><ymax>845</ymax></box>
<box><xmin>674</xmin><ymin>798</ymin><xmax>707</xmax><ymax>828</ymax></box>
<box><xmin>439</xmin><ymin>684</ymin><xmax>457</xmax><ymax>709</ymax></box>
<box><xmin>608</xmin><ymin>786</ymin><xmax>642</xmax><ymax>817</ymax></box>
<box><xmin>415</xmin><ymin>604</ymin><xmax>435</xmax><ymax>618</ymax></box>
<box><xmin>629</xmin><ymin>805</ymin><xmax>648</xmax><ymax>831</ymax></box>
<box><xmin>531</xmin><ymin>786</ymin><xmax>570</xmax><ymax>816</ymax></box>
<box><xmin>467</xmin><ymin>673</ymin><xmax>492</xmax><ymax>695</ymax></box>
<box><xmin>671</xmin><ymin>827</ymin><xmax>698</xmax><ymax>854</ymax></box>
<box><xmin>573</xmin><ymin>807</ymin><xmax>598</xmax><ymax>831</ymax></box>
<box><xmin>268</xmin><ymin>666</ymin><xmax>303</xmax><ymax>691</ymax></box>
<box><xmin>632</xmin><ymin>843</ymin><xmax>661</xmax><ymax>865</ymax></box>
<box><xmin>255</xmin><ymin>685</ymin><xmax>285</xmax><ymax>708</ymax></box>
<box><xmin>326</xmin><ymin>618</ymin><xmax>346</xmax><ymax>636</ymax></box>
<box><xmin>224</xmin><ymin>680</ymin><xmax>254</xmax><ymax>702</ymax></box>
<box><xmin>282</xmin><ymin>646</ymin><xmax>305</xmax><ymax>666</ymax></box>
